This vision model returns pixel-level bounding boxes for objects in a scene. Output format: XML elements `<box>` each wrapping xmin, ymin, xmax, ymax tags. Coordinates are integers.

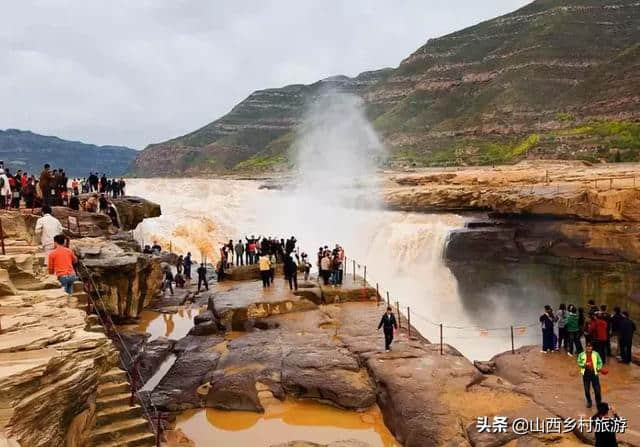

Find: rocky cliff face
<box><xmin>0</xmin><ymin>257</ymin><xmax>120</xmax><ymax>447</ymax></box>
<box><xmin>73</xmin><ymin>238</ymin><xmax>164</xmax><ymax>319</ymax></box>
<box><xmin>133</xmin><ymin>0</ymin><xmax>640</xmax><ymax>176</ymax></box>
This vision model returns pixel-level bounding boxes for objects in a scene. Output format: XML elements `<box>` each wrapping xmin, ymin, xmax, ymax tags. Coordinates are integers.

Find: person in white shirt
<box><xmin>35</xmin><ymin>205</ymin><xmax>63</xmax><ymax>265</ymax></box>
<box><xmin>0</xmin><ymin>169</ymin><xmax>11</xmax><ymax>209</ymax></box>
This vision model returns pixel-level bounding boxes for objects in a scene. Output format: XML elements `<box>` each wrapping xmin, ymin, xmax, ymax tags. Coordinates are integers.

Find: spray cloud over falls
<box><xmin>293</xmin><ymin>91</ymin><xmax>386</xmax><ymax>208</ymax></box>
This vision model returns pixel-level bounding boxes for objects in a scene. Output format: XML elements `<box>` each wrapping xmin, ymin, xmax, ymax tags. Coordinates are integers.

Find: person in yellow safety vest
<box><xmin>258</xmin><ymin>251</ymin><xmax>271</xmax><ymax>288</ymax></box>
<box><xmin>577</xmin><ymin>342</ymin><xmax>603</xmax><ymax>408</ymax></box>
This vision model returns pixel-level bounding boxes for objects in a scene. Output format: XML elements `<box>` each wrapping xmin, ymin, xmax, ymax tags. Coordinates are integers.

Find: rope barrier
<box><xmin>77</xmin><ymin>260</ymin><xmax>161</xmax><ymax>443</ymax></box>
<box><xmin>351</xmin><ymin>259</ymin><xmax>563</xmax><ymax>334</ymax></box>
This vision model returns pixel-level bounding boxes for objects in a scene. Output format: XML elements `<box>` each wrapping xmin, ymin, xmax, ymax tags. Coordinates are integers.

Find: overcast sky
<box><xmin>1</xmin><ymin>0</ymin><xmax>530</xmax><ymax>149</ymax></box>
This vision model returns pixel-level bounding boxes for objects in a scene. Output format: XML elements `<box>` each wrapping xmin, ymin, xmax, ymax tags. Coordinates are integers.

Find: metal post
<box><xmin>440</xmin><ymin>323</ymin><xmax>443</xmax><ymax>355</ymax></box>
<box><xmin>0</xmin><ymin>219</ymin><xmax>5</xmax><ymax>255</ymax></box>
<box><xmin>376</xmin><ymin>283</ymin><xmax>380</xmax><ymax>304</ymax></box>
<box><xmin>511</xmin><ymin>326</ymin><xmax>515</xmax><ymax>354</ymax></box>
<box><xmin>363</xmin><ymin>265</ymin><xmax>367</xmax><ymax>286</ymax></box>
<box><xmin>386</xmin><ymin>291</ymin><xmax>390</xmax><ymax>306</ymax></box>
<box><xmin>352</xmin><ymin>260</ymin><xmax>355</xmax><ymax>281</ymax></box>
<box><xmin>396</xmin><ymin>301</ymin><xmax>401</xmax><ymax>329</ymax></box>
<box><xmin>407</xmin><ymin>307</ymin><xmax>411</xmax><ymax>337</ymax></box>
<box><xmin>156</xmin><ymin>411</ymin><xmax>161</xmax><ymax>447</ymax></box>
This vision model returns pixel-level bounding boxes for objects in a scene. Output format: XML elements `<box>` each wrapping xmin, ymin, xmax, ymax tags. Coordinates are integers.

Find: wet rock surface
<box><xmin>137</xmin><ymin>337</ymin><xmax>175</xmax><ymax>383</ymax></box>
<box><xmin>134</xmin><ymin>263</ymin><xmax>638</xmax><ymax>447</ymax></box>
<box><xmin>152</xmin><ymin>350</ymin><xmax>222</xmax><ymax>411</ymax></box>
<box><xmin>281</xmin><ymin>343</ymin><xmax>376</xmax><ymax>409</ymax></box>
<box><xmin>490</xmin><ymin>345</ymin><xmax>640</xmax><ymax>446</ymax></box>
<box><xmin>328</xmin><ymin>302</ymin><xmax>588</xmax><ymax>447</ymax></box>
<box><xmin>270</xmin><ymin>441</ymin><xmax>371</xmax><ymax>447</ymax></box>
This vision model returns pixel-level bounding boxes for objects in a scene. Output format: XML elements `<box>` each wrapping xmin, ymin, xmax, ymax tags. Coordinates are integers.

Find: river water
<box><xmin>127</xmin><ymin>178</ymin><xmax>540</xmax><ymax>361</ymax></box>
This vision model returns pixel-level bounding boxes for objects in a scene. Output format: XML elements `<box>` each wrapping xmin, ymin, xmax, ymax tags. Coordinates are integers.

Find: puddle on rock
<box><xmin>135</xmin><ymin>308</ymin><xmax>199</xmax><ymax>340</ymax></box>
<box><xmin>176</xmin><ymin>399</ymin><xmax>398</xmax><ymax>447</ymax></box>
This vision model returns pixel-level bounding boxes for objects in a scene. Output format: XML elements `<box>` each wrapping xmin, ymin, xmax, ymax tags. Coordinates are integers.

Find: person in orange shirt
<box><xmin>48</xmin><ymin>234</ymin><xmax>78</xmax><ymax>295</ymax></box>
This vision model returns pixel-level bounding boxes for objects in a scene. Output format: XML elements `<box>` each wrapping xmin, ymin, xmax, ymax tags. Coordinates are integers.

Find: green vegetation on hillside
<box><xmin>481</xmin><ymin>134</ymin><xmax>540</xmax><ymax>164</ymax></box>
<box><xmin>135</xmin><ymin>0</ymin><xmax>640</xmax><ymax>175</ymax></box>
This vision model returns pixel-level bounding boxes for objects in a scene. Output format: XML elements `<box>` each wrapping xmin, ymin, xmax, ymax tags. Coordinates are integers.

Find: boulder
<box><xmin>0</xmin><ymin>211</ymin><xmax>39</xmax><ymax>243</ymax></box>
<box><xmin>79</xmin><ymin>242</ymin><xmax>163</xmax><ymax>318</ymax></box>
<box><xmin>51</xmin><ymin>207</ymin><xmax>113</xmax><ymax>237</ymax></box>
<box><xmin>111</xmin><ymin>196</ymin><xmax>161</xmax><ymax>231</ymax></box>
<box><xmin>474</xmin><ymin>360</ymin><xmax>496</xmax><ymax>374</ymax></box>
<box><xmin>0</xmin><ymin>268</ymin><xmax>18</xmax><ymax>296</ymax></box>
<box><xmin>205</xmin><ymin>370</ymin><xmax>264</xmax><ymax>412</ymax></box>
<box><xmin>281</xmin><ymin>345</ymin><xmax>376</xmax><ymax>410</ymax></box>
<box><xmin>151</xmin><ymin>351</ymin><xmax>221</xmax><ymax>411</ymax></box>
<box><xmin>188</xmin><ymin>309</ymin><xmax>225</xmax><ymax>336</ymax></box>
<box><xmin>0</xmin><ymin>253</ymin><xmax>59</xmax><ymax>291</ymax></box>
<box><xmin>187</xmin><ymin>320</ymin><xmax>221</xmax><ymax>336</ymax></box>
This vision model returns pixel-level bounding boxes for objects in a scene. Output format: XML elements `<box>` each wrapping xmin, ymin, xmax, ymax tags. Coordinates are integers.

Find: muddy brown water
<box><xmin>135</xmin><ymin>308</ymin><xmax>199</xmax><ymax>340</ymax></box>
<box><xmin>176</xmin><ymin>399</ymin><xmax>398</xmax><ymax>447</ymax></box>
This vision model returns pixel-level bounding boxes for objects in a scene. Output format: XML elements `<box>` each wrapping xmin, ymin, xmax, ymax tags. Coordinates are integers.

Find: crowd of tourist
<box><xmin>540</xmin><ymin>301</ymin><xmax>636</xmax><ymax>412</ymax></box>
<box><xmin>0</xmin><ymin>163</ymin><xmax>126</xmax><ymax>215</ymax></box>
<box><xmin>540</xmin><ymin>300</ymin><xmax>636</xmax><ymax>363</ymax></box>
<box><xmin>158</xmin><ymin>236</ymin><xmax>350</xmax><ymax>295</ymax></box>
<box><xmin>0</xmin><ymin>163</ymin><xmax>128</xmax><ymax>230</ymax></box>
<box><xmin>317</xmin><ymin>244</ymin><xmax>345</xmax><ymax>286</ymax></box>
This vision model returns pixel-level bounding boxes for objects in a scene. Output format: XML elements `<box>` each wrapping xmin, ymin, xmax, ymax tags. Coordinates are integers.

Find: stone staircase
<box><xmin>89</xmin><ymin>368</ymin><xmax>156</xmax><ymax>447</ymax></box>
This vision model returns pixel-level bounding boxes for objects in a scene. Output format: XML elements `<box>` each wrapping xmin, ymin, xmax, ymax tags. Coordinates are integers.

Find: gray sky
<box><xmin>1</xmin><ymin>0</ymin><xmax>530</xmax><ymax>149</ymax></box>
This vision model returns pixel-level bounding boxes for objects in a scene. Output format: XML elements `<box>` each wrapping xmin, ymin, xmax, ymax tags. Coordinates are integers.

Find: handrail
<box><xmin>76</xmin><ymin>260</ymin><xmax>161</xmax><ymax>444</ymax></box>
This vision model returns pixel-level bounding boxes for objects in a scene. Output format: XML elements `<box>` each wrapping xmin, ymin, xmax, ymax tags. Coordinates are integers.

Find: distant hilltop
<box><xmin>132</xmin><ymin>0</ymin><xmax>640</xmax><ymax>176</ymax></box>
<box><xmin>0</xmin><ymin>129</ymin><xmax>137</xmax><ymax>177</ymax></box>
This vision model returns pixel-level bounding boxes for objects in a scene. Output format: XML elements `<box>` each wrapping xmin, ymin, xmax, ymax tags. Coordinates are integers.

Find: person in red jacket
<box><xmin>589</xmin><ymin>313</ymin><xmax>608</xmax><ymax>363</ymax></box>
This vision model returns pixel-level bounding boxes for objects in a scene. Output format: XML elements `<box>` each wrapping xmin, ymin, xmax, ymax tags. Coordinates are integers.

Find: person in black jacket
<box><xmin>619</xmin><ymin>311</ymin><xmax>636</xmax><ymax>364</ymax></box>
<box><xmin>610</xmin><ymin>307</ymin><xmax>624</xmax><ymax>358</ymax></box>
<box><xmin>378</xmin><ymin>306</ymin><xmax>398</xmax><ymax>352</ymax></box>
<box><xmin>197</xmin><ymin>263</ymin><xmax>208</xmax><ymax>293</ymax></box>
<box><xmin>592</xmin><ymin>402</ymin><xmax>620</xmax><ymax>447</ymax></box>
<box><xmin>284</xmin><ymin>254</ymin><xmax>298</xmax><ymax>291</ymax></box>
<box><xmin>183</xmin><ymin>252</ymin><xmax>192</xmax><ymax>279</ymax></box>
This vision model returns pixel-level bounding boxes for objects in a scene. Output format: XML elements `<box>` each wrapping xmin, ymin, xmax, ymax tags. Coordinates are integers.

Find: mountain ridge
<box><xmin>133</xmin><ymin>0</ymin><xmax>640</xmax><ymax>176</ymax></box>
<box><xmin>0</xmin><ymin>128</ymin><xmax>137</xmax><ymax>177</ymax></box>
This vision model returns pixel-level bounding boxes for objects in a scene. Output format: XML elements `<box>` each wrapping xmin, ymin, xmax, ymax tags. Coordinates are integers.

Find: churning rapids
<box><xmin>127</xmin><ymin>177</ymin><xmax>539</xmax><ymax>361</ymax></box>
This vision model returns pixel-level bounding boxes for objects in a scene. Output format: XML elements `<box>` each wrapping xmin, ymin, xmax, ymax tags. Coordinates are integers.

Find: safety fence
<box><xmin>516</xmin><ymin>174</ymin><xmax>640</xmax><ymax>197</ymax></box>
<box><xmin>77</xmin><ymin>260</ymin><xmax>163</xmax><ymax>446</ymax></box>
<box><xmin>341</xmin><ymin>257</ymin><xmax>640</xmax><ymax>355</ymax></box>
